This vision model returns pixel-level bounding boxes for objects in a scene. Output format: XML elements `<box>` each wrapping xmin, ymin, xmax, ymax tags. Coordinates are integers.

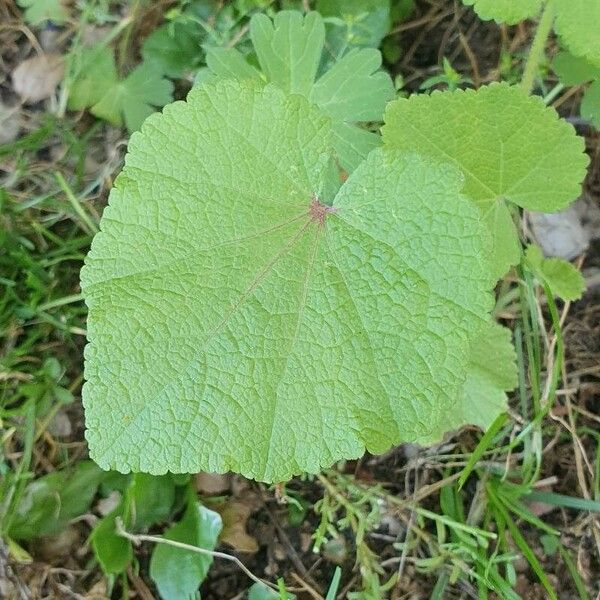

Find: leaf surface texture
<box><xmin>82</xmin><ymin>81</ymin><xmax>493</xmax><ymax>482</ymax></box>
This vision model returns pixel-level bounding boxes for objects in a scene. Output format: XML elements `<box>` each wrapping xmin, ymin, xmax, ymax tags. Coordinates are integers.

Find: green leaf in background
<box><xmin>458</xmin><ymin>321</ymin><xmax>518</xmax><ymax>430</ymax></box>
<box><xmin>382</xmin><ymin>83</ymin><xmax>589</xmax><ymax>279</ymax></box>
<box><xmin>553</xmin><ymin>51</ymin><xmax>600</xmax><ymax>129</ymax></box>
<box><xmin>460</xmin><ymin>0</ymin><xmax>542</xmax><ymax>25</ymax></box>
<box><xmin>462</xmin><ymin>0</ymin><xmax>600</xmax><ymax>66</ymax></box>
<box><xmin>82</xmin><ymin>80</ymin><xmax>492</xmax><ymax>482</ymax></box>
<box><xmin>525</xmin><ymin>245</ymin><xmax>585</xmax><ymax>301</ymax></box>
<box><xmin>17</xmin><ymin>0</ymin><xmax>69</xmax><ymax>25</ymax></box>
<box><xmin>9</xmin><ymin>461</ymin><xmax>105</xmax><ymax>540</ymax></box>
<box><xmin>127</xmin><ymin>473</ymin><xmax>176</xmax><ymax>530</ymax></box>
<box><xmin>553</xmin><ymin>0</ymin><xmax>600</xmax><ymax>67</ymax></box>
<box><xmin>90</xmin><ymin>473</ymin><xmax>177</xmax><ymax>574</ymax></box>
<box><xmin>553</xmin><ymin>51</ymin><xmax>600</xmax><ymax>86</ymax></box>
<box><xmin>69</xmin><ymin>47</ymin><xmax>173</xmax><ymax>133</ymax></box>
<box><xmin>316</xmin><ymin>0</ymin><xmax>391</xmax><ymax>56</ymax></box>
<box><xmin>150</xmin><ymin>496</ymin><xmax>222</xmax><ymax>600</ymax></box>
<box><xmin>205</xmin><ymin>11</ymin><xmax>394</xmax><ymax>171</ymax></box>
<box><xmin>391</xmin><ymin>0</ymin><xmax>415</xmax><ymax>22</ymax></box>
<box><xmin>91</xmin><ymin>507</ymin><xmax>132</xmax><ymax>574</ymax></box>
<box><xmin>91</xmin><ymin>62</ymin><xmax>174</xmax><ymax>133</ymax></box>
<box><xmin>581</xmin><ymin>80</ymin><xmax>600</xmax><ymax>129</ymax></box>
<box><xmin>142</xmin><ymin>20</ymin><xmax>204</xmax><ymax>78</ymax></box>
<box><xmin>67</xmin><ymin>46</ymin><xmax>117</xmax><ymax>111</ymax></box>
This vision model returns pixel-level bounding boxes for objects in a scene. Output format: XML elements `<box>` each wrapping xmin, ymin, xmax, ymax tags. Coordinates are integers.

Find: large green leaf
<box><xmin>382</xmin><ymin>83</ymin><xmax>588</xmax><ymax>279</ymax></box>
<box><xmin>460</xmin><ymin>0</ymin><xmax>542</xmax><ymax>24</ymax></box>
<box><xmin>150</xmin><ymin>495</ymin><xmax>222</xmax><ymax>600</ymax></box>
<box><xmin>205</xmin><ymin>11</ymin><xmax>394</xmax><ymax>172</ymax></box>
<box><xmin>82</xmin><ymin>80</ymin><xmax>493</xmax><ymax>482</ymax></box>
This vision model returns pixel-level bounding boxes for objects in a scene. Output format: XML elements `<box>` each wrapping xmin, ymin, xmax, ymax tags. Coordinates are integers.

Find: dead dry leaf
<box><xmin>215</xmin><ymin>495</ymin><xmax>260</xmax><ymax>553</ymax></box>
<box><xmin>12</xmin><ymin>53</ymin><xmax>65</xmax><ymax>103</ymax></box>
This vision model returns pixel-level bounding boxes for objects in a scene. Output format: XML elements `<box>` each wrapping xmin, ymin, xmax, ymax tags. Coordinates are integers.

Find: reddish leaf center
<box><xmin>309</xmin><ymin>196</ymin><xmax>336</xmax><ymax>225</ymax></box>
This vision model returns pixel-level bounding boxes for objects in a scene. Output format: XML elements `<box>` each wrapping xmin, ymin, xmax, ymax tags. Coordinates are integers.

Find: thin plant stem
<box><xmin>521</xmin><ymin>0</ymin><xmax>556</xmax><ymax>94</ymax></box>
<box><xmin>114</xmin><ymin>518</ymin><xmax>277</xmax><ymax>592</ymax></box>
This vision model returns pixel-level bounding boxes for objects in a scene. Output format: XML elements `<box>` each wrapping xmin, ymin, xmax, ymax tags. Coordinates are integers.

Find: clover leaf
<box><xmin>382</xmin><ymin>83</ymin><xmax>588</xmax><ymax>280</ymax></box>
<box><xmin>82</xmin><ymin>80</ymin><xmax>493</xmax><ymax>482</ymax></box>
<box><xmin>204</xmin><ymin>11</ymin><xmax>395</xmax><ymax>172</ymax></box>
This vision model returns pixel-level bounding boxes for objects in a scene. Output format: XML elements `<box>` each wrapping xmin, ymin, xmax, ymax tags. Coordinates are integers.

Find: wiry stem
<box><xmin>115</xmin><ymin>517</ymin><xmax>275</xmax><ymax>592</ymax></box>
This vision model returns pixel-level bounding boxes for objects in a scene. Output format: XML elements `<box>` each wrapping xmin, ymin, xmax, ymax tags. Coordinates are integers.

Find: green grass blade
<box><xmin>558</xmin><ymin>545</ymin><xmax>590</xmax><ymax>600</ymax></box>
<box><xmin>487</xmin><ymin>484</ymin><xmax>557</xmax><ymax>600</ymax></box>
<box><xmin>325</xmin><ymin>567</ymin><xmax>341</xmax><ymax>600</ymax></box>
<box><xmin>525</xmin><ymin>491</ymin><xmax>600</xmax><ymax>513</ymax></box>
<box><xmin>458</xmin><ymin>412</ymin><xmax>508</xmax><ymax>490</ymax></box>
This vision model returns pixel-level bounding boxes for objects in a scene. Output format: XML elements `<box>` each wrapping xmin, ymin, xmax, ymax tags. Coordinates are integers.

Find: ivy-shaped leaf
<box><xmin>205</xmin><ymin>11</ymin><xmax>394</xmax><ymax>172</ymax></box>
<box><xmin>461</xmin><ymin>0</ymin><xmax>542</xmax><ymax>25</ymax></box>
<box><xmin>82</xmin><ymin>80</ymin><xmax>492</xmax><ymax>482</ymax></box>
<box><xmin>457</xmin><ymin>321</ymin><xmax>518</xmax><ymax>430</ymax></box>
<box><xmin>525</xmin><ymin>245</ymin><xmax>585</xmax><ymax>301</ymax></box>
<box><xmin>68</xmin><ymin>46</ymin><xmax>173</xmax><ymax>133</ymax></box>
<box><xmin>382</xmin><ymin>83</ymin><xmax>588</xmax><ymax>279</ymax></box>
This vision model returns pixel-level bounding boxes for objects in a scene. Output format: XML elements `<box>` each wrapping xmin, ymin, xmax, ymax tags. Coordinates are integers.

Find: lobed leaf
<box><xmin>251</xmin><ymin>11</ymin><xmax>325</xmax><ymax>96</ymax></box>
<box><xmin>204</xmin><ymin>11</ymin><xmax>394</xmax><ymax>172</ymax></box>
<box><xmin>68</xmin><ymin>48</ymin><xmax>173</xmax><ymax>133</ymax></box>
<box><xmin>382</xmin><ymin>83</ymin><xmax>588</xmax><ymax>278</ymax></box>
<box><xmin>82</xmin><ymin>80</ymin><xmax>492</xmax><ymax>482</ymax></box>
